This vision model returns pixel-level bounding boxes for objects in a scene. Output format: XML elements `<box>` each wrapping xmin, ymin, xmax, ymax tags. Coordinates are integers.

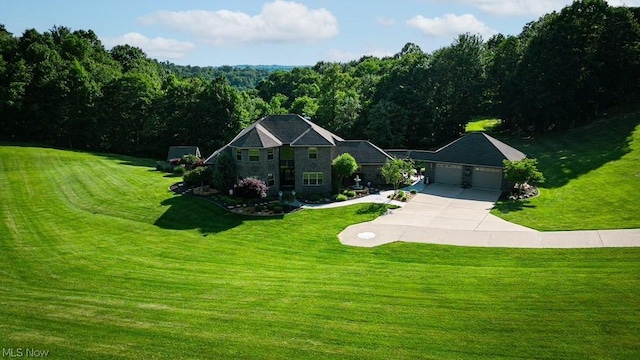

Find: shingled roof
<box><xmin>167</xmin><ymin>146</ymin><xmax>201</xmax><ymax>162</ymax></box>
<box><xmin>228</xmin><ymin>114</ymin><xmax>343</xmax><ymax>148</ymax></box>
<box><xmin>433</xmin><ymin>133</ymin><xmax>525</xmax><ymax>167</ymax></box>
<box><xmin>385</xmin><ymin>133</ymin><xmax>525</xmax><ymax>167</ymax></box>
<box><xmin>337</xmin><ymin>141</ymin><xmax>393</xmax><ymax>165</ymax></box>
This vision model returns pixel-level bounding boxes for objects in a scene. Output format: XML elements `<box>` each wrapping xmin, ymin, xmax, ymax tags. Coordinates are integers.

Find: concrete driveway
<box><xmin>338</xmin><ymin>183</ymin><xmax>640</xmax><ymax>248</ymax></box>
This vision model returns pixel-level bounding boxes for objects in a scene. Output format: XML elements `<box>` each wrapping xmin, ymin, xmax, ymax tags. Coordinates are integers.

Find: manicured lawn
<box><xmin>491</xmin><ymin>110</ymin><xmax>640</xmax><ymax>230</ymax></box>
<box><xmin>1</xmin><ymin>145</ymin><xmax>639</xmax><ymax>359</ymax></box>
<box><xmin>465</xmin><ymin>118</ymin><xmax>501</xmax><ymax>133</ymax></box>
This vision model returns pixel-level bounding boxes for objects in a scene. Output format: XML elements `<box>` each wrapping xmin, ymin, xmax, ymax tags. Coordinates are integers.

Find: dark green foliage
<box><xmin>2</xmin><ymin>0</ymin><xmax>639</xmax><ymax>159</ymax></box>
<box><xmin>212</xmin><ymin>151</ymin><xmax>237</xmax><ymax>191</ymax></box>
<box><xmin>183</xmin><ymin>166</ymin><xmax>213</xmax><ymax>188</ymax></box>
<box><xmin>332</xmin><ymin>153</ymin><xmax>359</xmax><ymax>187</ymax></box>
<box><xmin>503</xmin><ymin>158</ymin><xmax>545</xmax><ymax>195</ymax></box>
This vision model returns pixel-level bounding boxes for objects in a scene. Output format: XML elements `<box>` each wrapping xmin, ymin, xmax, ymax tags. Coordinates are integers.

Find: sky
<box><xmin>3</xmin><ymin>0</ymin><xmax>639</xmax><ymax>66</ymax></box>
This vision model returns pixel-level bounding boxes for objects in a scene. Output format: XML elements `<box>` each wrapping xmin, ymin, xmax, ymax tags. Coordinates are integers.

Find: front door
<box><xmin>280</xmin><ymin>167</ymin><xmax>295</xmax><ymax>189</ymax></box>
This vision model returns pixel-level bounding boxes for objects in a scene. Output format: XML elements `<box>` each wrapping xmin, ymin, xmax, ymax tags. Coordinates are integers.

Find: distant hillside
<box><xmin>159</xmin><ymin>62</ymin><xmax>303</xmax><ymax>89</ymax></box>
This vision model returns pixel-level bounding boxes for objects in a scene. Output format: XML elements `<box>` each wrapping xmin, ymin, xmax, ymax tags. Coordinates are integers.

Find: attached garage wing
<box><xmin>435</xmin><ymin>163</ymin><xmax>462</xmax><ymax>186</ymax></box>
<box><xmin>471</xmin><ymin>167</ymin><xmax>503</xmax><ymax>190</ymax></box>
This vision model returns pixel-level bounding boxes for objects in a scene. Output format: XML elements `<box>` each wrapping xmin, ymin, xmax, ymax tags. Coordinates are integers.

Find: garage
<box><xmin>435</xmin><ymin>163</ymin><xmax>462</xmax><ymax>185</ymax></box>
<box><xmin>472</xmin><ymin>167</ymin><xmax>503</xmax><ymax>190</ymax></box>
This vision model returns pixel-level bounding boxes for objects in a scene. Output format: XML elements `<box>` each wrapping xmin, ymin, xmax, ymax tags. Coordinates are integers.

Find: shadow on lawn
<box><xmin>503</xmin><ymin>112</ymin><xmax>639</xmax><ymax>189</ymax></box>
<box><xmin>492</xmin><ymin>199</ymin><xmax>536</xmax><ymax>214</ymax></box>
<box><xmin>154</xmin><ymin>195</ymin><xmax>284</xmax><ymax>234</ymax></box>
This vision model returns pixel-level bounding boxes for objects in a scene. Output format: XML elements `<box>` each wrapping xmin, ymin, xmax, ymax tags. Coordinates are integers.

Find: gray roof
<box><xmin>203</xmin><ymin>145</ymin><xmax>228</xmax><ymax>165</ymax></box>
<box><xmin>167</xmin><ymin>146</ymin><xmax>201</xmax><ymax>161</ymax></box>
<box><xmin>228</xmin><ymin>114</ymin><xmax>343</xmax><ymax>148</ymax></box>
<box><xmin>337</xmin><ymin>141</ymin><xmax>393</xmax><ymax>165</ymax></box>
<box><xmin>429</xmin><ymin>133</ymin><xmax>525</xmax><ymax>167</ymax></box>
<box><xmin>227</xmin><ymin>123</ymin><xmax>282</xmax><ymax>148</ymax></box>
<box><xmin>385</xmin><ymin>133</ymin><xmax>525</xmax><ymax>167</ymax></box>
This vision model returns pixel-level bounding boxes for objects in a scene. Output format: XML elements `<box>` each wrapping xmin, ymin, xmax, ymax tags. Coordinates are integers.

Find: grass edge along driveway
<box><xmin>0</xmin><ymin>145</ymin><xmax>639</xmax><ymax>359</ymax></box>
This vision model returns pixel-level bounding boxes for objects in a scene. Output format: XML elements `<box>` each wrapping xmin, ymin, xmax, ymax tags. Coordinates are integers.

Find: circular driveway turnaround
<box><xmin>338</xmin><ymin>183</ymin><xmax>640</xmax><ymax>248</ymax></box>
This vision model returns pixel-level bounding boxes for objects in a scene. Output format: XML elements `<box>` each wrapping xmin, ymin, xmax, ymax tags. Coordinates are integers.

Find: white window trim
<box><xmin>303</xmin><ymin>172</ymin><xmax>324</xmax><ymax>186</ymax></box>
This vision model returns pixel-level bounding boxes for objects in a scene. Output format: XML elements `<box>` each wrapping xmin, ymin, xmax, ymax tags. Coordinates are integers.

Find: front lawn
<box><xmin>1</xmin><ymin>145</ymin><xmax>639</xmax><ymax>359</ymax></box>
<box><xmin>491</xmin><ymin>110</ymin><xmax>640</xmax><ymax>230</ymax></box>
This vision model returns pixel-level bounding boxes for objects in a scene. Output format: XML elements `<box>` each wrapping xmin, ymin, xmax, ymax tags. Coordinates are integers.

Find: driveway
<box><xmin>338</xmin><ymin>183</ymin><xmax>640</xmax><ymax>248</ymax></box>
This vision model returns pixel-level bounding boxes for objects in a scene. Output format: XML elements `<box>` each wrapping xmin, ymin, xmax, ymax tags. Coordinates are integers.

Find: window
<box><xmin>308</xmin><ymin>147</ymin><xmax>317</xmax><ymax>159</ymax></box>
<box><xmin>267</xmin><ymin>149</ymin><xmax>274</xmax><ymax>160</ymax></box>
<box><xmin>267</xmin><ymin>173</ymin><xmax>275</xmax><ymax>187</ymax></box>
<box><xmin>303</xmin><ymin>172</ymin><xmax>324</xmax><ymax>186</ymax></box>
<box><xmin>236</xmin><ymin>149</ymin><xmax>242</xmax><ymax>161</ymax></box>
<box><xmin>249</xmin><ymin>149</ymin><xmax>260</xmax><ymax>162</ymax></box>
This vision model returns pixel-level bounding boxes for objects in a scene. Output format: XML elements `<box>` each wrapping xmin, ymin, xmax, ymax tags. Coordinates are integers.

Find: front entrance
<box><xmin>280</xmin><ymin>167</ymin><xmax>295</xmax><ymax>189</ymax></box>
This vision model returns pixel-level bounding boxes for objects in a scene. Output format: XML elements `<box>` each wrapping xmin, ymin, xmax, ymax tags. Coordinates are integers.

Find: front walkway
<box><xmin>331</xmin><ymin>182</ymin><xmax>640</xmax><ymax>248</ymax></box>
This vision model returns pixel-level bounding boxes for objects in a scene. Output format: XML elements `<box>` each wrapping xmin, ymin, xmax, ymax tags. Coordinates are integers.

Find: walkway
<box><xmin>330</xmin><ymin>182</ymin><xmax>640</xmax><ymax>248</ymax></box>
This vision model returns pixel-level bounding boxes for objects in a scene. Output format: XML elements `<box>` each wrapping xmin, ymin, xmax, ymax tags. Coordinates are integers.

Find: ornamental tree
<box><xmin>332</xmin><ymin>153</ymin><xmax>359</xmax><ymax>188</ymax></box>
<box><xmin>235</xmin><ymin>177</ymin><xmax>268</xmax><ymax>205</ymax></box>
<box><xmin>503</xmin><ymin>158</ymin><xmax>545</xmax><ymax>196</ymax></box>
<box><xmin>381</xmin><ymin>158</ymin><xmax>415</xmax><ymax>193</ymax></box>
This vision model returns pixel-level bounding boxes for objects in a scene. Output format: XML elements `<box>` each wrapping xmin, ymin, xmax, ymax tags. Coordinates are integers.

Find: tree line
<box><xmin>1</xmin><ymin>0</ymin><xmax>638</xmax><ymax>159</ymax></box>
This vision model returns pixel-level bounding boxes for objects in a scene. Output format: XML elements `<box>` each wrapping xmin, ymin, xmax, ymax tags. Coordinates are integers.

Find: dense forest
<box><xmin>1</xmin><ymin>0</ymin><xmax>639</xmax><ymax>159</ymax></box>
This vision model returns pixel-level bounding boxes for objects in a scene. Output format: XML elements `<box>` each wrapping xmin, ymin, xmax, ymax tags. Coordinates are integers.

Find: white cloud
<box><xmin>376</xmin><ymin>16</ymin><xmax>396</xmax><ymax>27</ymax></box>
<box><xmin>443</xmin><ymin>0</ymin><xmax>640</xmax><ymax>17</ymax></box>
<box><xmin>407</xmin><ymin>13</ymin><xmax>496</xmax><ymax>39</ymax></box>
<box><xmin>103</xmin><ymin>33</ymin><xmax>195</xmax><ymax>59</ymax></box>
<box><xmin>138</xmin><ymin>0</ymin><xmax>338</xmax><ymax>46</ymax></box>
<box><xmin>327</xmin><ymin>48</ymin><xmax>395</xmax><ymax>63</ymax></box>
<box><xmin>608</xmin><ymin>0</ymin><xmax>640</xmax><ymax>6</ymax></box>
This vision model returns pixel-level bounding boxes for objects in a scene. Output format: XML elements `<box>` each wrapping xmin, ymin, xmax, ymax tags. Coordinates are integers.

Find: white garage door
<box><xmin>472</xmin><ymin>167</ymin><xmax>503</xmax><ymax>190</ymax></box>
<box><xmin>435</xmin><ymin>164</ymin><xmax>462</xmax><ymax>185</ymax></box>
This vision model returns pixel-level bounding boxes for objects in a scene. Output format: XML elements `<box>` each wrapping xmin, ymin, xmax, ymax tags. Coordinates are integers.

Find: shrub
<box><xmin>397</xmin><ymin>190</ymin><xmax>405</xmax><ymax>197</ymax></box>
<box><xmin>273</xmin><ymin>205</ymin><xmax>284</xmax><ymax>214</ymax></box>
<box><xmin>173</xmin><ymin>166</ymin><xmax>186</xmax><ymax>174</ymax></box>
<box><xmin>343</xmin><ymin>190</ymin><xmax>356</xmax><ymax>198</ymax></box>
<box><xmin>235</xmin><ymin>177</ymin><xmax>268</xmax><ymax>204</ymax></box>
<box><xmin>266</xmin><ymin>203</ymin><xmax>275</xmax><ymax>211</ymax></box>
<box><xmin>335</xmin><ymin>194</ymin><xmax>348</xmax><ymax>202</ymax></box>
<box><xmin>309</xmin><ymin>194</ymin><xmax>322</xmax><ymax>202</ymax></box>
<box><xmin>410</xmin><ymin>189</ymin><xmax>417</xmax><ymax>195</ymax></box>
<box><xmin>156</xmin><ymin>161</ymin><xmax>173</xmax><ymax>172</ymax></box>
<box><xmin>255</xmin><ymin>205</ymin><xmax>264</xmax><ymax>212</ymax></box>
<box><xmin>183</xmin><ymin>166</ymin><xmax>213</xmax><ymax>187</ymax></box>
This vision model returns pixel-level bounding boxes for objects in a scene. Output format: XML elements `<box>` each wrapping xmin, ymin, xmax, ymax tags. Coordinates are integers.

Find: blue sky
<box><xmin>3</xmin><ymin>0</ymin><xmax>639</xmax><ymax>66</ymax></box>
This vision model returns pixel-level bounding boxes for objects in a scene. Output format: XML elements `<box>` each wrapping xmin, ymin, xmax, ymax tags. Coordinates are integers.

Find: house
<box><xmin>167</xmin><ymin>146</ymin><xmax>201</xmax><ymax>163</ymax></box>
<box><xmin>386</xmin><ymin>132</ymin><xmax>526</xmax><ymax>190</ymax></box>
<box><xmin>204</xmin><ymin>114</ymin><xmax>392</xmax><ymax>195</ymax></box>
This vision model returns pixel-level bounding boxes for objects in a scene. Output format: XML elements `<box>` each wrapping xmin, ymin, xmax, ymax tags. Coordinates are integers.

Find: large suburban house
<box><xmin>204</xmin><ymin>114</ymin><xmax>392</xmax><ymax>195</ymax></box>
<box><xmin>387</xmin><ymin>132</ymin><xmax>526</xmax><ymax>190</ymax></box>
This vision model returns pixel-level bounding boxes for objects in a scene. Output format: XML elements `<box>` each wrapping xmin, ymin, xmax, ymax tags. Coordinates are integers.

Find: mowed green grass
<box><xmin>491</xmin><ymin>110</ymin><xmax>640</xmax><ymax>230</ymax></box>
<box><xmin>465</xmin><ymin>119</ymin><xmax>501</xmax><ymax>133</ymax></box>
<box><xmin>1</xmin><ymin>145</ymin><xmax>639</xmax><ymax>359</ymax></box>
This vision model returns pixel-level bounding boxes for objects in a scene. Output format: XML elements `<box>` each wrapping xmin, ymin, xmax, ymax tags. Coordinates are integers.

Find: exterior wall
<box><xmin>359</xmin><ymin>165</ymin><xmax>385</xmax><ymax>187</ymax></box>
<box><xmin>234</xmin><ymin>147</ymin><xmax>280</xmax><ymax>196</ymax></box>
<box><xmin>424</xmin><ymin>162</ymin><xmax>436</xmax><ymax>185</ymax></box>
<box><xmin>294</xmin><ymin>146</ymin><xmax>332</xmax><ymax>195</ymax></box>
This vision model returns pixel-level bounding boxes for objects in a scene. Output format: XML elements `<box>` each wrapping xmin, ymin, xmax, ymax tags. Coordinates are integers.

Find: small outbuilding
<box><xmin>387</xmin><ymin>133</ymin><xmax>526</xmax><ymax>191</ymax></box>
<box><xmin>167</xmin><ymin>146</ymin><xmax>201</xmax><ymax>163</ymax></box>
